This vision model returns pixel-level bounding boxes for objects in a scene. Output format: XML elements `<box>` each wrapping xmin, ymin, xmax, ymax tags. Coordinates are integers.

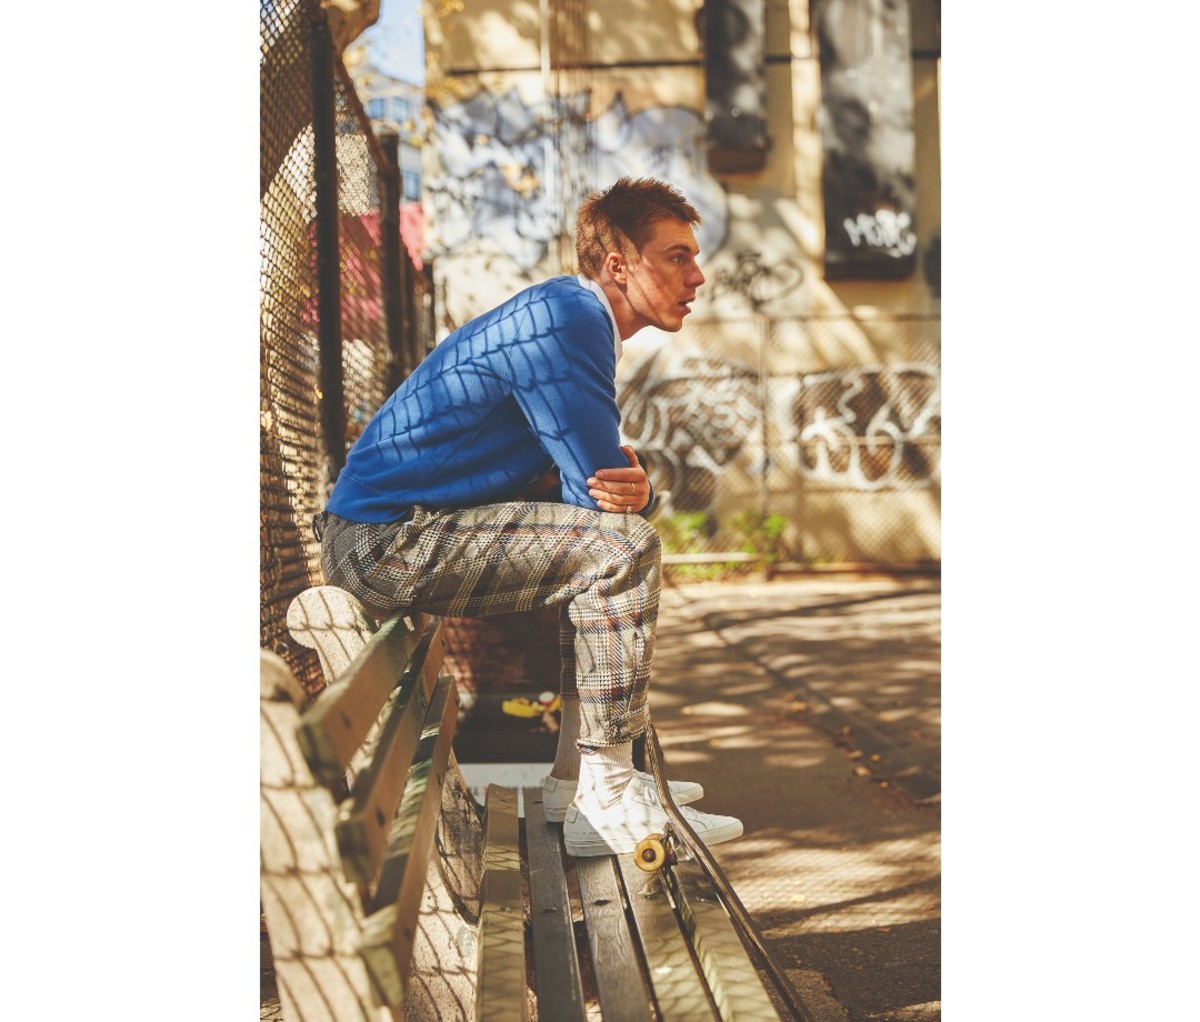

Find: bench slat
<box><xmin>575</xmin><ymin>854</ymin><xmax>654</xmax><ymax>1020</ymax></box>
<box><xmin>477</xmin><ymin>786</ymin><xmax>528</xmax><ymax>1021</ymax></box>
<box><xmin>616</xmin><ymin>855</ymin><xmax>721</xmax><ymax>1021</ymax></box>
<box><xmin>358</xmin><ymin>672</ymin><xmax>460</xmax><ymax>1007</ymax></box>
<box><xmin>367</xmin><ymin>672</ymin><xmax>459</xmax><ymax>913</ymax></box>
<box><xmin>665</xmin><ymin>859</ymin><xmax>783</xmax><ymax>1021</ymax></box>
<box><xmin>332</xmin><ymin>623</ymin><xmax>447</xmax><ymax>891</ymax></box>
<box><xmin>298</xmin><ymin>616</ymin><xmax>434</xmax><ymax>787</ymax></box>
<box><xmin>522</xmin><ymin>787</ymin><xmax>587</xmax><ymax>1022</ymax></box>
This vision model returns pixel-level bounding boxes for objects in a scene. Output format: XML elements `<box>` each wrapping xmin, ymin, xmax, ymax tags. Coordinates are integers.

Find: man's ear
<box><xmin>604</xmin><ymin>250</ymin><xmax>626</xmax><ymax>283</ymax></box>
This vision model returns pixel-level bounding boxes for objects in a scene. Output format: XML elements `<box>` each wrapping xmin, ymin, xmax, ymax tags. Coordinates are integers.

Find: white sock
<box><xmin>551</xmin><ymin>694</ymin><xmax>582</xmax><ymax>780</ymax></box>
<box><xmin>576</xmin><ymin>742</ymin><xmax>634</xmax><ymax>809</ymax></box>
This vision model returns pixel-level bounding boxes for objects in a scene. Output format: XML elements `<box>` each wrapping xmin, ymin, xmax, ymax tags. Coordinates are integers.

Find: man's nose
<box><xmin>689</xmin><ymin>261</ymin><xmax>706</xmax><ymax>288</ymax></box>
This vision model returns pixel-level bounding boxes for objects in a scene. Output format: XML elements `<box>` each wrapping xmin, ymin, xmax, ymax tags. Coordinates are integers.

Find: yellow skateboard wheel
<box><xmin>634</xmin><ymin>833</ymin><xmax>668</xmax><ymax>872</ymax></box>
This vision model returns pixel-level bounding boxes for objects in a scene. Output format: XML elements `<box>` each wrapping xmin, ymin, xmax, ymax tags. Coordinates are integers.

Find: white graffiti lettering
<box><xmin>842</xmin><ymin>209</ymin><xmax>917</xmax><ymax>257</ymax></box>
<box><xmin>795</xmin><ymin>364</ymin><xmax>940</xmax><ymax>489</ymax></box>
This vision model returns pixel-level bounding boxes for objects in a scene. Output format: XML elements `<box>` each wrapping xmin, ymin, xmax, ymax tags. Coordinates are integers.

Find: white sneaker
<box><xmin>541</xmin><ymin>771</ymin><xmax>704</xmax><ymax>824</ymax></box>
<box><xmin>562</xmin><ymin>777</ymin><xmax>743</xmax><ymax>857</ymax></box>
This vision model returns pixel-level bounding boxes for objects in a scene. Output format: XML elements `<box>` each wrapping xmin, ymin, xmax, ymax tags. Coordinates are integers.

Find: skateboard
<box><xmin>500</xmin><ymin>691</ymin><xmax>562</xmax><ymax>736</ymax></box>
<box><xmin>633</xmin><ymin>721</ymin><xmax>812</xmax><ymax>1021</ymax></box>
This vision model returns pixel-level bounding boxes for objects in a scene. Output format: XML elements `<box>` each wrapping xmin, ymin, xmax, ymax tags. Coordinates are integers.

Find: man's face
<box><xmin>622</xmin><ymin>217</ymin><xmax>706</xmax><ymax>333</ymax></box>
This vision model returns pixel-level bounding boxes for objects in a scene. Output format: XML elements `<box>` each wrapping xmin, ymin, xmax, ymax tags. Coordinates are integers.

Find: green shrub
<box><xmin>729</xmin><ymin>511</ymin><xmax>789</xmax><ymax>564</ymax></box>
<box><xmin>655</xmin><ymin>511</ymin><xmax>713</xmax><ymax>554</ymax></box>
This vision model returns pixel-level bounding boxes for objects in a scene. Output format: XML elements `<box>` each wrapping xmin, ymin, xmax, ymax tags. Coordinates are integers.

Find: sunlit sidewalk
<box><xmin>650</xmin><ymin>575</ymin><xmax>941</xmax><ymax>1022</ymax></box>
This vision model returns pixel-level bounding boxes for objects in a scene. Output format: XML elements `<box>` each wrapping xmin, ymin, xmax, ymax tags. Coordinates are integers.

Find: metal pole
<box><xmin>377</xmin><ymin>125</ymin><xmax>411</xmax><ymax>391</ymax></box>
<box><xmin>310</xmin><ymin>10</ymin><xmax>346</xmax><ymax>487</ymax></box>
<box><xmin>403</xmin><ymin>234</ymin><xmax>419</xmax><ymax>373</ymax></box>
<box><xmin>758</xmin><ymin>314</ymin><xmax>770</xmax><ymax>520</ymax></box>
<box><xmin>420</xmin><ymin>263</ymin><xmax>435</xmax><ymax>360</ymax></box>
<box><xmin>758</xmin><ymin>315</ymin><xmax>773</xmax><ymax>580</ymax></box>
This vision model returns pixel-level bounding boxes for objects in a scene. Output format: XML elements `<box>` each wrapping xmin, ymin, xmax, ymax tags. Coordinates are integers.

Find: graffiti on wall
<box><xmin>842</xmin><ymin>209</ymin><xmax>916</xmax><ymax>258</ymax></box>
<box><xmin>816</xmin><ymin>0</ymin><xmax>917</xmax><ymax>279</ymax></box>
<box><xmin>617</xmin><ymin>349</ymin><xmax>941</xmax><ymax>513</ymax></box>
<box><xmin>708</xmin><ymin>249</ymin><xmax>806</xmax><ymax>313</ymax></box>
<box><xmin>426</xmin><ymin>89</ymin><xmax>729</xmax><ymax>272</ymax></box>
<box><xmin>618</xmin><ymin>348</ymin><xmax>761</xmax><ymax>511</ymax></box>
<box><xmin>793</xmin><ymin>364</ymin><xmax>940</xmax><ymax>489</ymax></box>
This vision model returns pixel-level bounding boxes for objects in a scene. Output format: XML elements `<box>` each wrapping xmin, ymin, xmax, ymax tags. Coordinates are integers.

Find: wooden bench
<box><xmin>261</xmin><ymin>584</ymin><xmax>800</xmax><ymax>1020</ymax></box>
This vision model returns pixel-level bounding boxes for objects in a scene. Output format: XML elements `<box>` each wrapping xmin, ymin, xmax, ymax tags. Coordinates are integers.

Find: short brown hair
<box><xmin>575</xmin><ymin>177</ymin><xmax>702</xmax><ymax>277</ymax></box>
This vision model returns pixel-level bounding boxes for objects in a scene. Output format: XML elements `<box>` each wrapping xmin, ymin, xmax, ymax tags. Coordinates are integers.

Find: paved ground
<box><xmin>261</xmin><ymin>572</ymin><xmax>941</xmax><ymax>1021</ymax></box>
<box><xmin>650</xmin><ymin>575</ymin><xmax>941</xmax><ymax>1022</ymax></box>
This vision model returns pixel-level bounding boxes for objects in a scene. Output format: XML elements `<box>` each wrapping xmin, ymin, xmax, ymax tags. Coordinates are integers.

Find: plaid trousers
<box><xmin>317</xmin><ymin>502</ymin><xmax>661</xmax><ymax>747</ymax></box>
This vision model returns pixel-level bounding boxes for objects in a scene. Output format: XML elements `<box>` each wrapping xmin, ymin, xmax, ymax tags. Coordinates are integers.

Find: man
<box><xmin>315</xmin><ymin>177</ymin><xmax>742</xmax><ymax>856</ymax></box>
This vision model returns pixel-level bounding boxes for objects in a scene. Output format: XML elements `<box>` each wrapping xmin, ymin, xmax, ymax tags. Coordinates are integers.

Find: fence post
<box><xmin>415</xmin><ymin>263</ymin><xmax>433</xmax><ymax>364</ymax></box>
<box><xmin>757</xmin><ymin>314</ymin><xmax>771</xmax><ymax>523</ymax></box>
<box><xmin>404</xmin><ymin>241</ymin><xmax>424</xmax><ymax>374</ymax></box>
<box><xmin>310</xmin><ymin>10</ymin><xmax>346</xmax><ymax>488</ymax></box>
<box><xmin>377</xmin><ymin>126</ymin><xmax>411</xmax><ymax>392</ymax></box>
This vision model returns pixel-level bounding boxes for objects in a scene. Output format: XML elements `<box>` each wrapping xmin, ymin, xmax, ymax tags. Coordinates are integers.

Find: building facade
<box><xmin>418</xmin><ymin>0</ymin><xmax>941</xmax><ymax>566</ymax></box>
<box><xmin>346</xmin><ymin>46</ymin><xmax>429</xmax><ymax>268</ymax></box>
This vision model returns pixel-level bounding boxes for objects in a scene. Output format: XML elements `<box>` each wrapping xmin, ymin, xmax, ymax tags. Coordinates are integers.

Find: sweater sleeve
<box><xmin>507</xmin><ymin>290</ymin><xmax>628</xmax><ymax>511</ymax></box>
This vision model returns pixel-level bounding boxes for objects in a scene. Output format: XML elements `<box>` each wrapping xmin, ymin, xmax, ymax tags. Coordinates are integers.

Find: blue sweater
<box><xmin>327</xmin><ymin>275</ymin><xmax>648</xmax><ymax>523</ymax></box>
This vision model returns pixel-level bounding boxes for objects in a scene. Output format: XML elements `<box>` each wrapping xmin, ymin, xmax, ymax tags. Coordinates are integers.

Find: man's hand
<box><xmin>588</xmin><ymin>445</ymin><xmax>650</xmax><ymax>514</ymax></box>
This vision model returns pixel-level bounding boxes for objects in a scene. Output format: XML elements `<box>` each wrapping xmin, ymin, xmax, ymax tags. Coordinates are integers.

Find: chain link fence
<box><xmin>260</xmin><ymin>0</ymin><xmax>436</xmax><ymax>694</ymax></box>
<box><xmin>616</xmin><ymin>313</ymin><xmax>941</xmax><ymax>577</ymax></box>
